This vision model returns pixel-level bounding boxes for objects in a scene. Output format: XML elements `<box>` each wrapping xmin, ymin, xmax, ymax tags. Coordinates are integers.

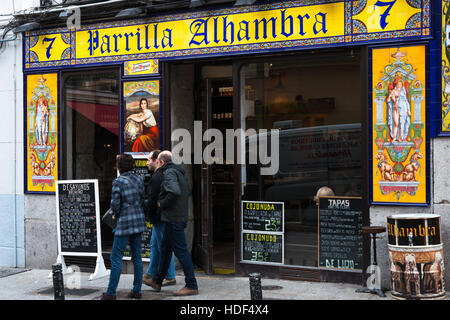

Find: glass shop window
<box><xmin>240</xmin><ymin>49</ymin><xmax>362</xmax><ymax>267</ymax></box>
<box><xmin>61</xmin><ymin>68</ymin><xmax>120</xmax><ymax>248</ymax></box>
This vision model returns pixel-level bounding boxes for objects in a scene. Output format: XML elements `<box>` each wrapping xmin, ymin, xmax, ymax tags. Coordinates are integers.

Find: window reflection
<box><xmin>62</xmin><ymin>68</ymin><xmax>120</xmax><ymax>249</ymax></box>
<box><xmin>240</xmin><ymin>50</ymin><xmax>362</xmax><ymax>267</ymax></box>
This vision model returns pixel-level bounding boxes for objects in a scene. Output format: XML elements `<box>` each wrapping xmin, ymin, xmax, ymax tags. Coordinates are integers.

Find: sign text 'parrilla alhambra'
<box><xmin>26</xmin><ymin>0</ymin><xmax>429</xmax><ymax>68</ymax></box>
<box><xmin>76</xmin><ymin>3</ymin><xmax>343</xmax><ymax>58</ymax></box>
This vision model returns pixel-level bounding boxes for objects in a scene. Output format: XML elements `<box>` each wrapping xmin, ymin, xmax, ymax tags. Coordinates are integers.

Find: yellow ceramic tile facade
<box><xmin>30</xmin><ymin>34</ymin><xmax>70</xmax><ymax>62</ymax></box>
<box><xmin>26</xmin><ymin>73</ymin><xmax>58</xmax><ymax>193</ymax></box>
<box><xmin>353</xmin><ymin>0</ymin><xmax>421</xmax><ymax>33</ymax></box>
<box><xmin>372</xmin><ymin>46</ymin><xmax>426</xmax><ymax>204</ymax></box>
<box><xmin>24</xmin><ymin>1</ymin><xmax>430</xmax><ymax>69</ymax></box>
<box><xmin>75</xmin><ymin>2</ymin><xmax>345</xmax><ymax>59</ymax></box>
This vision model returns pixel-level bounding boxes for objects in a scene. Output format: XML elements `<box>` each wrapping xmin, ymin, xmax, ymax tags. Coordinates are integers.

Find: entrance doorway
<box><xmin>192</xmin><ymin>64</ymin><xmax>236</xmax><ymax>275</ymax></box>
<box><xmin>209</xmin><ymin>76</ymin><xmax>235</xmax><ymax>274</ymax></box>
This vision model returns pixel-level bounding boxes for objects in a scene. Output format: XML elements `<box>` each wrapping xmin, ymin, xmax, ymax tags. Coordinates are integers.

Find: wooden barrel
<box><xmin>387</xmin><ymin>214</ymin><xmax>445</xmax><ymax>299</ymax></box>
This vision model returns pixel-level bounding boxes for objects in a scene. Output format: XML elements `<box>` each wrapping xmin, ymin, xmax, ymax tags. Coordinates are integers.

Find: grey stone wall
<box><xmin>24</xmin><ymin>195</ymin><xmax>57</xmax><ymax>269</ymax></box>
<box><xmin>372</xmin><ymin>138</ymin><xmax>450</xmax><ymax>290</ymax></box>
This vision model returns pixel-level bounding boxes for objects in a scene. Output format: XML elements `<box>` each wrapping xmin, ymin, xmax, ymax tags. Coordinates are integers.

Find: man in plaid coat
<box><xmin>110</xmin><ymin>169</ymin><xmax>146</xmax><ymax>237</ymax></box>
<box><xmin>95</xmin><ymin>153</ymin><xmax>146</xmax><ymax>300</ymax></box>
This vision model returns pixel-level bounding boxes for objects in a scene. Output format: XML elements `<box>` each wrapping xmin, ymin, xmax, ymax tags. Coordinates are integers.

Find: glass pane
<box><xmin>240</xmin><ymin>50</ymin><xmax>362</xmax><ymax>267</ymax></box>
<box><xmin>62</xmin><ymin>68</ymin><xmax>120</xmax><ymax>247</ymax></box>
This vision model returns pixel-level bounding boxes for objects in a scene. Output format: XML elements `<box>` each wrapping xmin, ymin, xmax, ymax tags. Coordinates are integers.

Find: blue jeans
<box><xmin>146</xmin><ymin>223</ymin><xmax>176</xmax><ymax>280</ymax></box>
<box><xmin>107</xmin><ymin>233</ymin><xmax>143</xmax><ymax>296</ymax></box>
<box><xmin>153</xmin><ymin>222</ymin><xmax>198</xmax><ymax>290</ymax></box>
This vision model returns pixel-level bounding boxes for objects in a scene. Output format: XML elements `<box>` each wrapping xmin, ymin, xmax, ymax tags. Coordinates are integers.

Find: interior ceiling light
<box><xmin>234</xmin><ymin>0</ymin><xmax>257</xmax><ymax>6</ymax></box>
<box><xmin>59</xmin><ymin>10</ymin><xmax>69</xmax><ymax>18</ymax></box>
<box><xmin>115</xmin><ymin>7</ymin><xmax>145</xmax><ymax>18</ymax></box>
<box><xmin>13</xmin><ymin>22</ymin><xmax>40</xmax><ymax>34</ymax></box>
<box><xmin>190</xmin><ymin>0</ymin><xmax>205</xmax><ymax>8</ymax></box>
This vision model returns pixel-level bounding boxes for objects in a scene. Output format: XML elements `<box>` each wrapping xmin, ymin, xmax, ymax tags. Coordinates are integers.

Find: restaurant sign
<box><xmin>24</xmin><ymin>0</ymin><xmax>430</xmax><ymax>70</ymax></box>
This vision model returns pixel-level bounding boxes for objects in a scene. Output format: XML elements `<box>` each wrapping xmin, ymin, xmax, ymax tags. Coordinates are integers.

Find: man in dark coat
<box><xmin>145</xmin><ymin>151</ymin><xmax>198</xmax><ymax>296</ymax></box>
<box><xmin>143</xmin><ymin>150</ymin><xmax>177</xmax><ymax>286</ymax></box>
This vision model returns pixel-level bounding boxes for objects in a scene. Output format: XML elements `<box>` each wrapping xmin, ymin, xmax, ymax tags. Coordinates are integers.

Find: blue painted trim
<box><xmin>435</xmin><ymin>0</ymin><xmax>450</xmax><ymax>136</ymax></box>
<box><xmin>23</xmin><ymin>70</ymin><xmax>28</xmax><ymax>195</ymax></box>
<box><xmin>431</xmin><ymin>0</ymin><xmax>443</xmax><ymax>137</ymax></box>
<box><xmin>368</xmin><ymin>42</ymin><xmax>431</xmax><ymax>207</ymax></box>
<box><xmin>159</xmin><ymin>64</ymin><xmax>164</xmax><ymax>151</ymax></box>
<box><xmin>368</xmin><ymin>201</ymin><xmax>431</xmax><ymax>207</ymax></box>
<box><xmin>57</xmin><ymin>70</ymin><xmax>62</xmax><ymax>184</ymax></box>
<box><xmin>120</xmin><ymin>64</ymin><xmax>124</xmax><ymax>154</ymax></box>
<box><xmin>368</xmin><ymin>46</ymin><xmax>374</xmax><ymax>205</ymax></box>
<box><xmin>426</xmin><ymin>41</ymin><xmax>432</xmax><ymax>206</ymax></box>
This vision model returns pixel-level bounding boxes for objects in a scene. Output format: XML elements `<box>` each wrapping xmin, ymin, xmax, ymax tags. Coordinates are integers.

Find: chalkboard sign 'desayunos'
<box><xmin>56</xmin><ymin>180</ymin><xmax>100</xmax><ymax>255</ymax></box>
<box><xmin>318</xmin><ymin>196</ymin><xmax>362</xmax><ymax>271</ymax></box>
<box><xmin>54</xmin><ymin>180</ymin><xmax>109</xmax><ymax>281</ymax></box>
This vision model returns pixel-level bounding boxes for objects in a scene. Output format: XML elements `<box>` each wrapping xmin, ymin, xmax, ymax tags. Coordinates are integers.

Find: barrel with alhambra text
<box><xmin>387</xmin><ymin>214</ymin><xmax>445</xmax><ymax>300</ymax></box>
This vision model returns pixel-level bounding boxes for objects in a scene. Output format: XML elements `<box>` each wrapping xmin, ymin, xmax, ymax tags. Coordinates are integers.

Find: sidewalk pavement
<box><xmin>2</xmin><ymin>267</ymin><xmax>448</xmax><ymax>301</ymax></box>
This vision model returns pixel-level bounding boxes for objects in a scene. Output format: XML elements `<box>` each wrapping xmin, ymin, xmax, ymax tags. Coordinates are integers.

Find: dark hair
<box><xmin>116</xmin><ymin>153</ymin><xmax>134</xmax><ymax>174</ymax></box>
<box><xmin>151</xmin><ymin>150</ymin><xmax>161</xmax><ymax>161</ymax></box>
<box><xmin>158</xmin><ymin>152</ymin><xmax>172</xmax><ymax>164</ymax></box>
<box><xmin>140</xmin><ymin>98</ymin><xmax>148</xmax><ymax>108</ymax></box>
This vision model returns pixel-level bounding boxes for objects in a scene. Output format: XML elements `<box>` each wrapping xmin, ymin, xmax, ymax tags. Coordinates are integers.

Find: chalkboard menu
<box><xmin>122</xmin><ymin>155</ymin><xmax>152</xmax><ymax>261</ymax></box>
<box><xmin>241</xmin><ymin>201</ymin><xmax>284</xmax><ymax>265</ymax></box>
<box><xmin>318</xmin><ymin>196</ymin><xmax>362</xmax><ymax>271</ymax></box>
<box><xmin>56</xmin><ymin>180</ymin><xmax>100</xmax><ymax>255</ymax></box>
<box><xmin>132</xmin><ymin>157</ymin><xmax>150</xmax><ymax>178</ymax></box>
<box><xmin>242</xmin><ymin>232</ymin><xmax>283</xmax><ymax>264</ymax></box>
<box><xmin>124</xmin><ymin>221</ymin><xmax>152</xmax><ymax>260</ymax></box>
<box><xmin>242</xmin><ymin>201</ymin><xmax>284</xmax><ymax>232</ymax></box>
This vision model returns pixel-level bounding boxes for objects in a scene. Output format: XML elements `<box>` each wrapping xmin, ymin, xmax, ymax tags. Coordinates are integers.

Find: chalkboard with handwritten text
<box><xmin>242</xmin><ymin>232</ymin><xmax>283</xmax><ymax>264</ymax></box>
<box><xmin>57</xmin><ymin>181</ymin><xmax>98</xmax><ymax>254</ymax></box>
<box><xmin>242</xmin><ymin>201</ymin><xmax>284</xmax><ymax>232</ymax></box>
<box><xmin>318</xmin><ymin>197</ymin><xmax>362</xmax><ymax>271</ymax></box>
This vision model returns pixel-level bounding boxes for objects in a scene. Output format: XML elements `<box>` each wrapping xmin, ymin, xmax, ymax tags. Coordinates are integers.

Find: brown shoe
<box><xmin>162</xmin><ymin>278</ymin><xmax>177</xmax><ymax>287</ymax></box>
<box><xmin>127</xmin><ymin>291</ymin><xmax>142</xmax><ymax>299</ymax></box>
<box><xmin>143</xmin><ymin>273</ymin><xmax>152</xmax><ymax>280</ymax></box>
<box><xmin>143</xmin><ymin>277</ymin><xmax>161</xmax><ymax>292</ymax></box>
<box><xmin>173</xmin><ymin>287</ymin><xmax>199</xmax><ymax>296</ymax></box>
<box><xmin>93</xmin><ymin>293</ymin><xmax>116</xmax><ymax>300</ymax></box>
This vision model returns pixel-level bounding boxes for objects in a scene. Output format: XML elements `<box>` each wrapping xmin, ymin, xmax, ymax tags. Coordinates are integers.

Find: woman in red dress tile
<box><xmin>127</xmin><ymin>98</ymin><xmax>159</xmax><ymax>152</ymax></box>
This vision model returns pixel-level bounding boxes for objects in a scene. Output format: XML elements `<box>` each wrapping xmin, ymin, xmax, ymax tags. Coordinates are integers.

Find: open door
<box><xmin>196</xmin><ymin>78</ymin><xmax>214</xmax><ymax>274</ymax></box>
<box><xmin>193</xmin><ymin>65</ymin><xmax>235</xmax><ymax>275</ymax></box>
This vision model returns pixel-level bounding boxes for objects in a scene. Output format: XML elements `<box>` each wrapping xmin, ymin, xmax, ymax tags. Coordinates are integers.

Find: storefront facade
<box><xmin>19</xmin><ymin>0</ymin><xmax>450</xmax><ymax>288</ymax></box>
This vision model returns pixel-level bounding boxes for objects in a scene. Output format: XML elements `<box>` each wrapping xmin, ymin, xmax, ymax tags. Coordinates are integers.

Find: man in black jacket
<box><xmin>143</xmin><ymin>150</ymin><xmax>177</xmax><ymax>287</ymax></box>
<box><xmin>145</xmin><ymin>151</ymin><xmax>198</xmax><ymax>296</ymax></box>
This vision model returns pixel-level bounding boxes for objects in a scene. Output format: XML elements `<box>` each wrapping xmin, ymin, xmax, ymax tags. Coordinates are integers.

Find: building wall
<box><xmin>0</xmin><ymin>0</ymin><xmax>32</xmax><ymax>268</ymax></box>
<box><xmin>24</xmin><ymin>195</ymin><xmax>57</xmax><ymax>268</ymax></box>
<box><xmin>10</xmin><ymin>3</ymin><xmax>449</xmax><ymax>289</ymax></box>
<box><xmin>372</xmin><ymin>138</ymin><xmax>450</xmax><ymax>289</ymax></box>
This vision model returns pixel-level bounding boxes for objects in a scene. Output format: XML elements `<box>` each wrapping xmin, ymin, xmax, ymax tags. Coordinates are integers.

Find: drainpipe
<box><xmin>12</xmin><ymin>0</ymin><xmax>18</xmax><ymax>268</ymax></box>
